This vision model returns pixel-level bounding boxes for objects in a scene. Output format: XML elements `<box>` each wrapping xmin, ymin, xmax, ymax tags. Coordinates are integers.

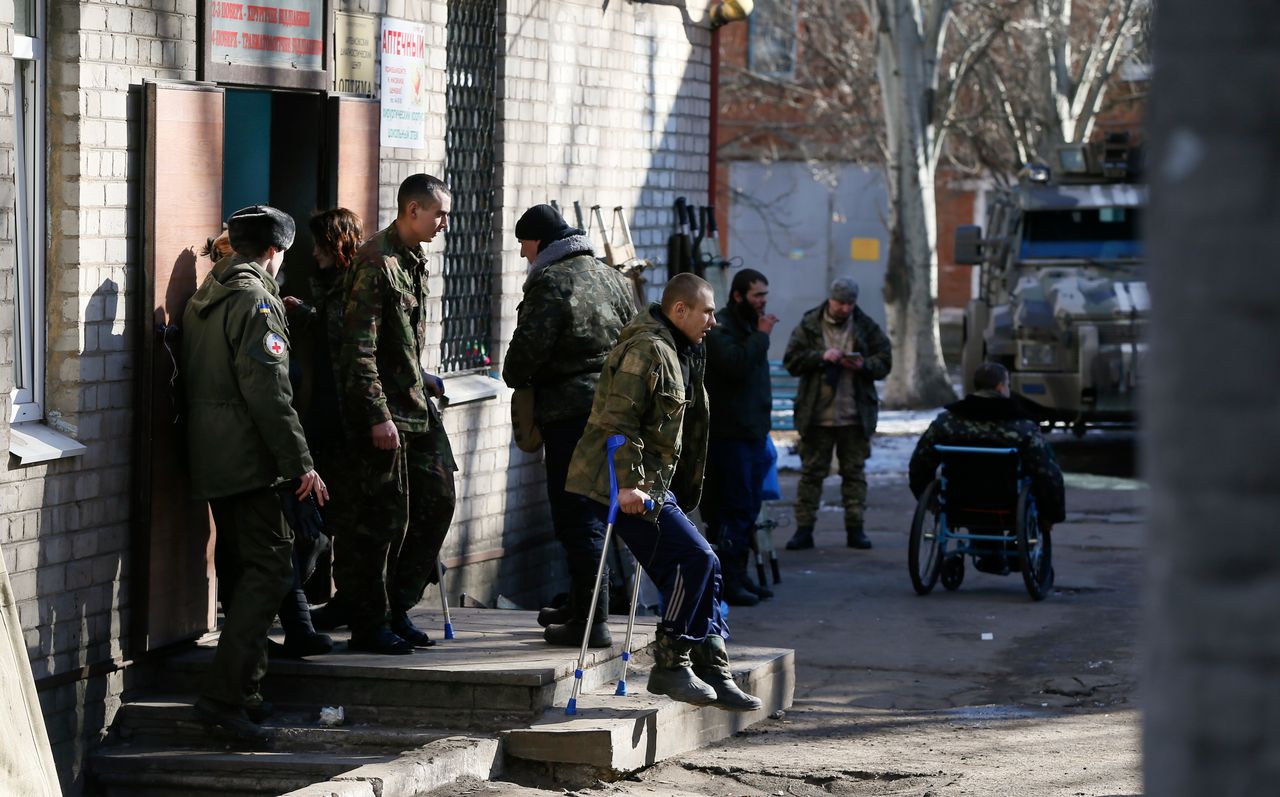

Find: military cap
<box><xmin>829</xmin><ymin>276</ymin><xmax>859</xmax><ymax>303</ymax></box>
<box><xmin>227</xmin><ymin>205</ymin><xmax>296</xmax><ymax>254</ymax></box>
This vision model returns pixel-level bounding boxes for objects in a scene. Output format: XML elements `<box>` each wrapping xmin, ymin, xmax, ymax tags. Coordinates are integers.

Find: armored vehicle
<box><xmin>955</xmin><ymin>135</ymin><xmax>1146</xmax><ymax>433</ymax></box>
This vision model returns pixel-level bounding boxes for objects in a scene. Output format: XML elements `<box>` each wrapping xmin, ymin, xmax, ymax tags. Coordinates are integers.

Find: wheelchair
<box><xmin>908</xmin><ymin>444</ymin><xmax>1054</xmax><ymax>601</ymax></box>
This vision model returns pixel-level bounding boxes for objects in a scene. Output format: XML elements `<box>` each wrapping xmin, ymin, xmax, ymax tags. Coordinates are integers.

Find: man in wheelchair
<box><xmin>908</xmin><ymin>362</ymin><xmax>1065</xmax><ymax>575</ymax></box>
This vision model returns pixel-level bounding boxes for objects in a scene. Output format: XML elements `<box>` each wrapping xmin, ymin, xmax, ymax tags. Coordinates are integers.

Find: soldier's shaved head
<box><xmin>396</xmin><ymin>174</ymin><xmax>451</xmax><ymax>215</ymax></box>
<box><xmin>661</xmin><ymin>273</ymin><xmax>713</xmax><ymax>313</ymax></box>
<box><xmin>974</xmin><ymin>362</ymin><xmax>1009</xmax><ymax>392</ymax></box>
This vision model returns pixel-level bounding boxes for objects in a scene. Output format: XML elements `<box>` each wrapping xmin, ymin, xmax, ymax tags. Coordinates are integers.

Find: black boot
<box><xmin>308</xmin><ymin>597</ymin><xmax>350</xmax><ymax>631</ymax></box>
<box><xmin>348</xmin><ymin>624</ymin><xmax>415</xmax><ymax>655</ymax></box>
<box><xmin>720</xmin><ymin>548</ymin><xmax>760</xmax><ymax>607</ymax></box>
<box><xmin>277</xmin><ymin>574</ymin><xmax>334</xmax><ymax>657</ymax></box>
<box><xmin>646</xmin><ymin>629</ymin><xmax>717</xmax><ymax>706</ymax></box>
<box><xmin>743</xmin><ymin>561</ymin><xmax>774</xmax><ymax>600</ymax></box>
<box><xmin>846</xmin><ymin>524</ymin><xmax>872</xmax><ymax>550</ymax></box>
<box><xmin>194</xmin><ymin>697</ymin><xmax>270</xmax><ymax>748</ymax></box>
<box><xmin>690</xmin><ymin>634</ymin><xmax>763</xmax><ymax>712</ymax></box>
<box><xmin>785</xmin><ymin>525</ymin><xmax>815</xmax><ymax>550</ymax></box>
<box><xmin>537</xmin><ymin>582</ymin><xmax>575</xmax><ymax>628</ymax></box>
<box><xmin>544</xmin><ymin>564</ymin><xmax>613</xmax><ymax>648</ymax></box>
<box><xmin>390</xmin><ymin>611</ymin><xmax>437</xmax><ymax>648</ymax></box>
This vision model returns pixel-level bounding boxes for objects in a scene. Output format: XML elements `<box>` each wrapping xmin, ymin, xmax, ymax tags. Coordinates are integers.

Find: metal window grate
<box><xmin>442</xmin><ymin>0</ymin><xmax>498</xmax><ymax>373</ymax></box>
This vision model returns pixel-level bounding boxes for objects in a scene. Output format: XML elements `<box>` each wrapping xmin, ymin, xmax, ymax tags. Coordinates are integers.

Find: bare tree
<box><xmin>718</xmin><ymin>0</ymin><xmax>1148</xmax><ymax>408</ymax></box>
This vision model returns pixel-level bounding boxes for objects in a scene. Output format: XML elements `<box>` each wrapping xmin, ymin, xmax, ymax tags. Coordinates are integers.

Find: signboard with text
<box><xmin>379</xmin><ymin>17</ymin><xmax>428</xmax><ymax>149</ymax></box>
<box><xmin>203</xmin><ymin>1</ymin><xmax>331</xmax><ymax>90</ymax></box>
<box><xmin>335</xmin><ymin>12</ymin><xmax>377</xmax><ymax>96</ymax></box>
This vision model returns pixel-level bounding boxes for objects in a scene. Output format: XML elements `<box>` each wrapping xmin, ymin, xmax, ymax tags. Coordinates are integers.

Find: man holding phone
<box><xmin>782</xmin><ymin>277</ymin><xmax>892</xmax><ymax>550</ymax></box>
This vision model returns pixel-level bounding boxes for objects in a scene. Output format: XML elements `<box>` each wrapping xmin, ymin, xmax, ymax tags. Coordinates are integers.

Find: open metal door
<box><xmin>134</xmin><ymin>81</ymin><xmax>224</xmax><ymax>651</ymax></box>
<box><xmin>327</xmin><ymin>96</ymin><xmax>381</xmax><ymax>232</ymax></box>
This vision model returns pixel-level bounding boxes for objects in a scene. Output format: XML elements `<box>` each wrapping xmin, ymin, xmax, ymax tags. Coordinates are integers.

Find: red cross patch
<box><xmin>263</xmin><ymin>331</ymin><xmax>287</xmax><ymax>359</ymax></box>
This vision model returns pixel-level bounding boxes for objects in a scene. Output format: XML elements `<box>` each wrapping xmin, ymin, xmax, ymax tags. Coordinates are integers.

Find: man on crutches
<box><xmin>565</xmin><ymin>273</ymin><xmax>761</xmax><ymax>712</ymax></box>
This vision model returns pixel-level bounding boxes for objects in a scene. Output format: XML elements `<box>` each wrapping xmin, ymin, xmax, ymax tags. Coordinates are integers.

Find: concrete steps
<box><xmin>504</xmin><ymin>645</ymin><xmax>794</xmax><ymax>780</ymax></box>
<box><xmin>153</xmin><ymin>608</ymin><xmax>655</xmax><ymax>730</ymax></box>
<box><xmin>89</xmin><ymin>608</ymin><xmax>794</xmax><ymax>796</ymax></box>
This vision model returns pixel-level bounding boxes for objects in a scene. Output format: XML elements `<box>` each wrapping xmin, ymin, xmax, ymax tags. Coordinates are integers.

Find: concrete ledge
<box><xmin>281</xmin><ymin>736</ymin><xmax>502</xmax><ymax>797</ymax></box>
<box><xmin>503</xmin><ymin>645</ymin><xmax>794</xmax><ymax>776</ymax></box>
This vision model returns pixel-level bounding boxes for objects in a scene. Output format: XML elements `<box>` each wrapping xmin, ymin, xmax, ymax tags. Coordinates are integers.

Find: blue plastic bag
<box><xmin>761</xmin><ymin>436</ymin><xmax>782</xmax><ymax>501</ymax></box>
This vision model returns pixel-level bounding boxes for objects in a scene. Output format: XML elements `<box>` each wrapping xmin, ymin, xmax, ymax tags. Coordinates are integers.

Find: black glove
<box><xmin>276</xmin><ymin>479</ymin><xmax>330</xmax><ymax>582</ymax></box>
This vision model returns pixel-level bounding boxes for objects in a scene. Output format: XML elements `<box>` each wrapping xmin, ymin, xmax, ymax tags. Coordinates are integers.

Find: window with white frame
<box><xmin>747</xmin><ymin>0</ymin><xmax>798</xmax><ymax>78</ymax></box>
<box><xmin>12</xmin><ymin>0</ymin><xmax>45</xmax><ymax>423</ymax></box>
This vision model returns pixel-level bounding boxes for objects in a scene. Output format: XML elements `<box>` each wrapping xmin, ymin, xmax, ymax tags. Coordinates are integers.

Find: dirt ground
<box><xmin>449</xmin><ymin>434</ymin><xmax>1145</xmax><ymax>797</ymax></box>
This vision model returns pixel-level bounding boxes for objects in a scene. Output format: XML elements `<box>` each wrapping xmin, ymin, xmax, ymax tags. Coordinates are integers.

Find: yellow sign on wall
<box><xmin>850</xmin><ymin>238</ymin><xmax>880</xmax><ymax>261</ymax></box>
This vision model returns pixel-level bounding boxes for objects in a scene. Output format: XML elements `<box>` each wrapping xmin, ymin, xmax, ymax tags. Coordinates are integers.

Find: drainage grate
<box><xmin>442</xmin><ymin>0</ymin><xmax>498</xmax><ymax>373</ymax></box>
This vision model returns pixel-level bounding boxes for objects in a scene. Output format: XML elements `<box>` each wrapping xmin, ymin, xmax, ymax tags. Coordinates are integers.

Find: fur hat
<box><xmin>227</xmin><ymin>205</ymin><xmax>296</xmax><ymax>254</ymax></box>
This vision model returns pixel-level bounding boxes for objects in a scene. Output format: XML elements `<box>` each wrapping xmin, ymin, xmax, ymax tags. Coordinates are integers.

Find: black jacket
<box><xmin>705</xmin><ymin>303</ymin><xmax>772</xmax><ymax>440</ymax></box>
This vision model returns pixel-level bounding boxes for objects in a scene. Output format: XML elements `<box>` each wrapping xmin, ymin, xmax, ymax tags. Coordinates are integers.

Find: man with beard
<box><xmin>703</xmin><ymin>269</ymin><xmax>778</xmax><ymax>606</ymax></box>
<box><xmin>783</xmin><ymin>277</ymin><xmax>892</xmax><ymax>551</ymax></box>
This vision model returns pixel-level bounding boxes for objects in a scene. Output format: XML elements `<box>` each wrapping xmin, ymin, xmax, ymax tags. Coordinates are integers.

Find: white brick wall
<box><xmin>0</xmin><ymin>0</ymin><xmax>709</xmax><ymax>791</ymax></box>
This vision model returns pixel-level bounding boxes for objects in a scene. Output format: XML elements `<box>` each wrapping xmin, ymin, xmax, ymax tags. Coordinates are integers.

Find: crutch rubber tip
<box><xmin>565</xmin><ymin>698</ymin><xmax>578</xmax><ymax>715</ymax></box>
<box><xmin>615</xmin><ymin>680</ymin><xmax>628</xmax><ymax>696</ymax></box>
<box><xmin>443</xmin><ymin>623</ymin><xmax>455</xmax><ymax>640</ymax></box>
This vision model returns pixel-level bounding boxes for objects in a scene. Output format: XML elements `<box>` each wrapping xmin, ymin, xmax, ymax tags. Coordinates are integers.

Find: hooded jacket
<box><xmin>502</xmin><ymin>233</ymin><xmax>638</xmax><ymax>425</ymax></box>
<box><xmin>181</xmin><ymin>254</ymin><xmax>312</xmax><ymax>500</ymax></box>
<box><xmin>565</xmin><ymin>305</ymin><xmax>709</xmax><ymax>517</ymax></box>
<box><xmin>908</xmin><ymin>390</ymin><xmax>1066</xmax><ymax>525</ymax></box>
<box><xmin>783</xmin><ymin>303</ymin><xmax>892</xmax><ymax>436</ymax></box>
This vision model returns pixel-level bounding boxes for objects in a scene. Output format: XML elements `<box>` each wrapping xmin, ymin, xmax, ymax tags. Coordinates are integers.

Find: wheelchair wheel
<box><xmin>1016</xmin><ymin>487</ymin><xmax>1054</xmax><ymax>601</ymax></box>
<box><xmin>908</xmin><ymin>480</ymin><xmax>945</xmax><ymax>595</ymax></box>
<box><xmin>940</xmin><ymin>555</ymin><xmax>965</xmax><ymax>591</ymax></box>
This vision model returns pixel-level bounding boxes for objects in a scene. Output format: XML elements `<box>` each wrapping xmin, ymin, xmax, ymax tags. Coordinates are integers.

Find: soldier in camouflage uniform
<box><xmin>908</xmin><ymin>362</ymin><xmax>1065</xmax><ymax>532</ymax></box>
<box><xmin>566</xmin><ymin>274</ymin><xmax>761</xmax><ymax>713</ymax></box>
<box><xmin>502</xmin><ymin>204</ymin><xmax>637</xmax><ymax>648</ymax></box>
<box><xmin>783</xmin><ymin>277</ymin><xmax>892</xmax><ymax>551</ymax></box>
<box><xmin>332</xmin><ymin>174</ymin><xmax>457</xmax><ymax>655</ymax></box>
<box><xmin>181</xmin><ymin>205</ymin><xmax>328</xmax><ymax>742</ymax></box>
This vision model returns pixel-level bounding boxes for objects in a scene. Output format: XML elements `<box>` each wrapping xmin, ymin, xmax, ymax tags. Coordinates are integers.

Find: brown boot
<box><xmin>690</xmin><ymin>635</ymin><xmax>763</xmax><ymax>712</ymax></box>
<box><xmin>646</xmin><ymin>629</ymin><xmax>716</xmax><ymax>706</ymax></box>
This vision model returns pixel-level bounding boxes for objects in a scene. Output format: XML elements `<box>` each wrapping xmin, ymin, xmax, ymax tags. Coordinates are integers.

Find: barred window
<box><xmin>441</xmin><ymin>0</ymin><xmax>498</xmax><ymax>373</ymax></box>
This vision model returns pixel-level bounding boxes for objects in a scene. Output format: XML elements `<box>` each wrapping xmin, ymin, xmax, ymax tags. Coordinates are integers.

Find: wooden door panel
<box><xmin>136</xmin><ymin>81</ymin><xmax>224</xmax><ymax>651</ymax></box>
<box><xmin>329</xmin><ymin>97</ymin><xmax>381</xmax><ymax>232</ymax></box>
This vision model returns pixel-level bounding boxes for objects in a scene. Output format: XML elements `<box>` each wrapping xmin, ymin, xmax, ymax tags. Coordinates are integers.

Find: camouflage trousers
<box><xmin>794</xmin><ymin>424</ymin><xmax>871</xmax><ymax>530</ymax></box>
<box><xmin>333</xmin><ymin>429</ymin><xmax>457</xmax><ymax>633</ymax></box>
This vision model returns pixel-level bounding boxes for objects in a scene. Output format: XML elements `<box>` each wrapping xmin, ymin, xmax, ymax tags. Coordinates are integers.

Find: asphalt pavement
<box><xmin>452</xmin><ymin>431</ymin><xmax>1145</xmax><ymax>797</ymax></box>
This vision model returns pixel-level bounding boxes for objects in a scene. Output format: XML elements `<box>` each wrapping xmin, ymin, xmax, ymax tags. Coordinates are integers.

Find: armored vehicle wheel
<box><xmin>908</xmin><ymin>480</ymin><xmax>944</xmax><ymax>595</ymax></box>
<box><xmin>940</xmin><ymin>555</ymin><xmax>965</xmax><ymax>591</ymax></box>
<box><xmin>1016</xmin><ymin>487</ymin><xmax>1054</xmax><ymax>601</ymax></box>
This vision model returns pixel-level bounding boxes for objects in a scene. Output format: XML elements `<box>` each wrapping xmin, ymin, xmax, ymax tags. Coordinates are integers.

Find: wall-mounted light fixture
<box><xmin>709</xmin><ymin>0</ymin><xmax>753</xmax><ymax>28</ymax></box>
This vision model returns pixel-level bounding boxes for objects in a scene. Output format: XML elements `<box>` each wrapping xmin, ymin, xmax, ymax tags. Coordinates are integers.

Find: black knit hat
<box><xmin>227</xmin><ymin>205</ymin><xmax>296</xmax><ymax>255</ymax></box>
<box><xmin>515</xmin><ymin>204</ymin><xmax>571</xmax><ymax>243</ymax></box>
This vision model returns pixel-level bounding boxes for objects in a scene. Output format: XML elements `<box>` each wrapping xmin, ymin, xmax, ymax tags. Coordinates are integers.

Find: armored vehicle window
<box><xmin>1020</xmin><ymin>207</ymin><xmax>1143</xmax><ymax>261</ymax></box>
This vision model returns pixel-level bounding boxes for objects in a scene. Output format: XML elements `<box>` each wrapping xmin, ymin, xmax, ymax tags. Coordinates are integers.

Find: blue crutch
<box><xmin>436</xmin><ymin>560</ymin><xmax>454</xmax><ymax>640</ymax></box>
<box><xmin>566</xmin><ymin>434</ymin><xmax>652</xmax><ymax>715</ymax></box>
<box><xmin>614</xmin><ymin>558</ymin><xmax>644</xmax><ymax>696</ymax></box>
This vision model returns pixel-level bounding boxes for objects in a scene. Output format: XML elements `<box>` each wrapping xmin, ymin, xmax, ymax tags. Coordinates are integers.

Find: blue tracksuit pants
<box><xmin>597</xmin><ymin>492</ymin><xmax>727</xmax><ymax>644</ymax></box>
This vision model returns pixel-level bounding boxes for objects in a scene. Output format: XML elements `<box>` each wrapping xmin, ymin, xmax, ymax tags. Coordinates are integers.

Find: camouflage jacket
<box><xmin>340</xmin><ymin>223</ymin><xmax>434</xmax><ymax>434</ymax></box>
<box><xmin>783</xmin><ymin>304</ymin><xmax>892</xmax><ymax>437</ymax></box>
<box><xmin>501</xmin><ymin>236</ymin><xmax>638</xmax><ymax>425</ymax></box>
<box><xmin>181</xmin><ymin>255</ymin><xmax>312</xmax><ymax>500</ymax></box>
<box><xmin>908</xmin><ymin>391</ymin><xmax>1066</xmax><ymax>525</ymax></box>
<box><xmin>565</xmin><ymin>306</ymin><xmax>709</xmax><ymax>517</ymax></box>
<box><xmin>705</xmin><ymin>303</ymin><xmax>772</xmax><ymax>440</ymax></box>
